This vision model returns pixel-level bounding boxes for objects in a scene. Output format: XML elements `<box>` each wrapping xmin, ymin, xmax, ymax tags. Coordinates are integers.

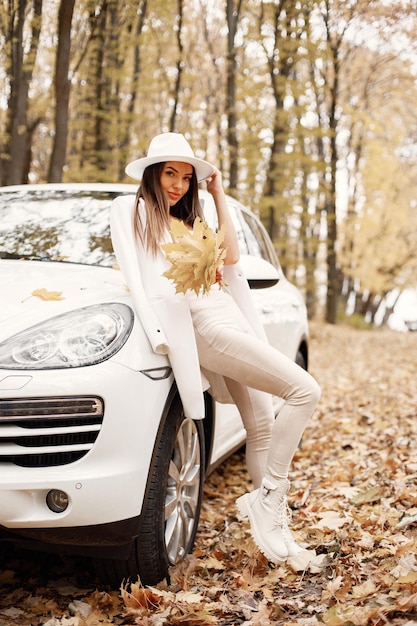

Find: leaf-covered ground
<box><xmin>1</xmin><ymin>322</ymin><xmax>417</xmax><ymax>626</ymax></box>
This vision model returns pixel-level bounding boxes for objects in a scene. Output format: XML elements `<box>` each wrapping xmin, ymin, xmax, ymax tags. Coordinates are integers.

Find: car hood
<box><xmin>0</xmin><ymin>260</ymin><xmax>129</xmax><ymax>340</ymax></box>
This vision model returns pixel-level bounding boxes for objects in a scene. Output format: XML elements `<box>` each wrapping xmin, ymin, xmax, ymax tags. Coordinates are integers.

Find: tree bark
<box><xmin>3</xmin><ymin>0</ymin><xmax>43</xmax><ymax>185</ymax></box>
<box><xmin>117</xmin><ymin>1</ymin><xmax>147</xmax><ymax>180</ymax></box>
<box><xmin>325</xmin><ymin>103</ymin><xmax>339</xmax><ymax>324</ymax></box>
<box><xmin>260</xmin><ymin>1</ymin><xmax>300</xmax><ymax>273</ymax></box>
<box><xmin>322</xmin><ymin>0</ymin><xmax>344</xmax><ymax>324</ymax></box>
<box><xmin>225</xmin><ymin>0</ymin><xmax>242</xmax><ymax>194</ymax></box>
<box><xmin>169</xmin><ymin>0</ymin><xmax>184</xmax><ymax>132</ymax></box>
<box><xmin>48</xmin><ymin>0</ymin><xmax>75</xmax><ymax>182</ymax></box>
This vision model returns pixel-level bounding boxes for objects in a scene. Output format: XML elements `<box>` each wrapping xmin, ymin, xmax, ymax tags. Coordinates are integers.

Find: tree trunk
<box><xmin>225</xmin><ymin>0</ymin><xmax>242</xmax><ymax>194</ymax></box>
<box><xmin>117</xmin><ymin>1</ymin><xmax>147</xmax><ymax>180</ymax></box>
<box><xmin>48</xmin><ymin>0</ymin><xmax>75</xmax><ymax>182</ymax></box>
<box><xmin>324</xmin><ymin>8</ymin><xmax>340</xmax><ymax>324</ymax></box>
<box><xmin>169</xmin><ymin>0</ymin><xmax>184</xmax><ymax>132</ymax></box>
<box><xmin>3</xmin><ymin>0</ymin><xmax>43</xmax><ymax>185</ymax></box>
<box><xmin>380</xmin><ymin>292</ymin><xmax>401</xmax><ymax>326</ymax></box>
<box><xmin>94</xmin><ymin>3</ymin><xmax>108</xmax><ymax>172</ymax></box>
<box><xmin>259</xmin><ymin>1</ymin><xmax>298</xmax><ymax>272</ymax></box>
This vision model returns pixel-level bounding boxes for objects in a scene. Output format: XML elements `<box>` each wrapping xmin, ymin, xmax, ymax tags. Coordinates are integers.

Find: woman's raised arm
<box><xmin>206</xmin><ymin>168</ymin><xmax>240</xmax><ymax>265</ymax></box>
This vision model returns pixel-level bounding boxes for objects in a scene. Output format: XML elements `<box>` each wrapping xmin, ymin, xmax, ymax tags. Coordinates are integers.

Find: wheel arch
<box><xmin>202</xmin><ymin>391</ymin><xmax>215</xmax><ymax>474</ymax></box>
<box><xmin>140</xmin><ymin>382</ymin><xmax>183</xmax><ymax>509</ymax></box>
<box><xmin>160</xmin><ymin>384</ymin><xmax>216</xmax><ymax>478</ymax></box>
<box><xmin>296</xmin><ymin>337</ymin><xmax>309</xmax><ymax>370</ymax></box>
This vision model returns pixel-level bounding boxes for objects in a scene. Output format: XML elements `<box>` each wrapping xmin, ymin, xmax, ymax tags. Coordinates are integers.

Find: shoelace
<box><xmin>262</xmin><ymin>487</ymin><xmax>291</xmax><ymax>529</ymax></box>
<box><xmin>264</xmin><ymin>490</ymin><xmax>299</xmax><ymax>544</ymax></box>
<box><xmin>263</xmin><ymin>485</ymin><xmax>302</xmax><ymax>549</ymax></box>
<box><xmin>280</xmin><ymin>503</ymin><xmax>304</xmax><ymax>551</ymax></box>
<box><xmin>280</xmin><ymin>505</ymin><xmax>295</xmax><ymax>538</ymax></box>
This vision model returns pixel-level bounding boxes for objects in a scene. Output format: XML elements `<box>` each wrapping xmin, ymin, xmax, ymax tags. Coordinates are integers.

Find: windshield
<box><xmin>0</xmin><ymin>187</ymin><xmax>281</xmax><ymax>273</ymax></box>
<box><xmin>0</xmin><ymin>189</ymin><xmax>131</xmax><ymax>267</ymax></box>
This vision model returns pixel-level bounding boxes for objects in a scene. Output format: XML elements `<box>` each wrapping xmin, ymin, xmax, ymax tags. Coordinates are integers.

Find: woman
<box><xmin>110</xmin><ymin>132</ymin><xmax>321</xmax><ymax>564</ymax></box>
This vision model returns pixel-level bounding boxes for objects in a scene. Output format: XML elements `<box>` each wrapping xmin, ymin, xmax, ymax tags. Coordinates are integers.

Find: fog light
<box><xmin>46</xmin><ymin>489</ymin><xmax>69</xmax><ymax>513</ymax></box>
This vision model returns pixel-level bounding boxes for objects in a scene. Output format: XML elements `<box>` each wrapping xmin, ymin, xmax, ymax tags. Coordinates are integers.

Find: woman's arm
<box><xmin>206</xmin><ymin>168</ymin><xmax>240</xmax><ymax>265</ymax></box>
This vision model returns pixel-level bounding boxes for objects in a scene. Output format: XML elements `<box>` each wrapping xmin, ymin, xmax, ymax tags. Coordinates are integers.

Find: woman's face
<box><xmin>160</xmin><ymin>161</ymin><xmax>194</xmax><ymax>206</ymax></box>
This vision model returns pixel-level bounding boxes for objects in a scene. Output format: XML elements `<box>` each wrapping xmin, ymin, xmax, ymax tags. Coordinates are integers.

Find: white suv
<box><xmin>0</xmin><ymin>183</ymin><xmax>309</xmax><ymax>585</ymax></box>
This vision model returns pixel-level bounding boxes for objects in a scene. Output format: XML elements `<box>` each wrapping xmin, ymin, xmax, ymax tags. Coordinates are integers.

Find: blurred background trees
<box><xmin>1</xmin><ymin>0</ymin><xmax>416</xmax><ymax>326</ymax></box>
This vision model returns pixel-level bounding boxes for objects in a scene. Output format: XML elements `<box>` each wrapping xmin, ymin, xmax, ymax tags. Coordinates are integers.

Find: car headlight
<box><xmin>0</xmin><ymin>303</ymin><xmax>134</xmax><ymax>369</ymax></box>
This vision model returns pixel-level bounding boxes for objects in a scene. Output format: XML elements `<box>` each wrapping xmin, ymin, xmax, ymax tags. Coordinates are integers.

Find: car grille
<box><xmin>0</xmin><ymin>397</ymin><xmax>104</xmax><ymax>468</ymax></box>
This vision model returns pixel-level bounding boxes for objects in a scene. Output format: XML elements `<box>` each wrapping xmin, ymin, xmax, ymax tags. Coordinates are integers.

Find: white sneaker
<box><xmin>236</xmin><ymin>478</ymin><xmax>291</xmax><ymax>564</ymax></box>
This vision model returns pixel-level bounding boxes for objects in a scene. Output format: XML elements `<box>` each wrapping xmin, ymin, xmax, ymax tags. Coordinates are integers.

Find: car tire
<box><xmin>94</xmin><ymin>393</ymin><xmax>205</xmax><ymax>586</ymax></box>
<box><xmin>296</xmin><ymin>348</ymin><xmax>307</xmax><ymax>370</ymax></box>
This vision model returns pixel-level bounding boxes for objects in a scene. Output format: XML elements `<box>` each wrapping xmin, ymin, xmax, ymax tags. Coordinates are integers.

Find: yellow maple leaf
<box><xmin>31</xmin><ymin>288</ymin><xmax>65</xmax><ymax>301</ymax></box>
<box><xmin>161</xmin><ymin>218</ymin><xmax>227</xmax><ymax>296</ymax></box>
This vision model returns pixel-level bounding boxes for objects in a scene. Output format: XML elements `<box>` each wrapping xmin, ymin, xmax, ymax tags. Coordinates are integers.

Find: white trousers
<box><xmin>189</xmin><ymin>290</ymin><xmax>321</xmax><ymax>489</ymax></box>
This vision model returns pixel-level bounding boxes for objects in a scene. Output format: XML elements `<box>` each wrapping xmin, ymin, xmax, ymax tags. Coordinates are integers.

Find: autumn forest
<box><xmin>1</xmin><ymin>0</ymin><xmax>416</xmax><ymax>325</ymax></box>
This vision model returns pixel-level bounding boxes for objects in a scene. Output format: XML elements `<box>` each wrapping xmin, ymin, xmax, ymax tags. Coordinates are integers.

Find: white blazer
<box><xmin>110</xmin><ymin>195</ymin><xmax>268</xmax><ymax>420</ymax></box>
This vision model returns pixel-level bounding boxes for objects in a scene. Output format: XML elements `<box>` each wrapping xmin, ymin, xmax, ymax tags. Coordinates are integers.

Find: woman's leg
<box><xmin>194</xmin><ymin>325</ymin><xmax>320</xmax><ymax>563</ymax></box>
<box><xmin>222</xmin><ymin>378</ymin><xmax>274</xmax><ymax>488</ymax></box>
<box><xmin>194</xmin><ymin>325</ymin><xmax>320</xmax><ymax>482</ymax></box>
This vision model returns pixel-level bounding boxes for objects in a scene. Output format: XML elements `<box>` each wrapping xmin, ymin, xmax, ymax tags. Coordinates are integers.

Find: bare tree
<box><xmin>225</xmin><ymin>0</ymin><xmax>243</xmax><ymax>194</ymax></box>
<box><xmin>169</xmin><ymin>0</ymin><xmax>184</xmax><ymax>132</ymax></box>
<box><xmin>48</xmin><ymin>0</ymin><xmax>75</xmax><ymax>182</ymax></box>
<box><xmin>320</xmin><ymin>0</ymin><xmax>346</xmax><ymax>324</ymax></box>
<box><xmin>258</xmin><ymin>0</ymin><xmax>296</xmax><ymax>257</ymax></box>
<box><xmin>117</xmin><ymin>0</ymin><xmax>147</xmax><ymax>179</ymax></box>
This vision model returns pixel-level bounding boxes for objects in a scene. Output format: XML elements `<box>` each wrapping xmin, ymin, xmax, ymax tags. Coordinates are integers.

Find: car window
<box><xmin>226</xmin><ymin>203</ymin><xmax>251</xmax><ymax>256</ymax></box>
<box><xmin>240</xmin><ymin>210</ymin><xmax>279</xmax><ymax>269</ymax></box>
<box><xmin>201</xmin><ymin>195</ymin><xmax>250</xmax><ymax>256</ymax></box>
<box><xmin>0</xmin><ymin>189</ymin><xmax>122</xmax><ymax>268</ymax></box>
<box><xmin>200</xmin><ymin>194</ymin><xmax>280</xmax><ymax>270</ymax></box>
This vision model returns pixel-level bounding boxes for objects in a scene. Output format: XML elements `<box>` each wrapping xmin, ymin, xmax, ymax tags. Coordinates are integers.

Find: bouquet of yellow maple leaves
<box><xmin>161</xmin><ymin>218</ymin><xmax>227</xmax><ymax>296</ymax></box>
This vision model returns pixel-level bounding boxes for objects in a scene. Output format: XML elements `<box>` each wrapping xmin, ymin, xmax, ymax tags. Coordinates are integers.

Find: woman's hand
<box><xmin>206</xmin><ymin>168</ymin><xmax>224</xmax><ymax>196</ymax></box>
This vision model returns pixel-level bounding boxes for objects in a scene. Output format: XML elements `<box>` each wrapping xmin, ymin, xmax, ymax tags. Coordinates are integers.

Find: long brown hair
<box><xmin>133</xmin><ymin>162</ymin><xmax>204</xmax><ymax>255</ymax></box>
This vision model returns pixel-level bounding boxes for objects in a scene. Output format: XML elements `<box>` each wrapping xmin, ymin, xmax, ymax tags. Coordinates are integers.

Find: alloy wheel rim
<box><xmin>164</xmin><ymin>417</ymin><xmax>201</xmax><ymax>564</ymax></box>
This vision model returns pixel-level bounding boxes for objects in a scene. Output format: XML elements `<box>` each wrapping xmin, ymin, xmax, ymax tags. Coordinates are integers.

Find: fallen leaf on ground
<box><xmin>1</xmin><ymin>322</ymin><xmax>417</xmax><ymax>626</ymax></box>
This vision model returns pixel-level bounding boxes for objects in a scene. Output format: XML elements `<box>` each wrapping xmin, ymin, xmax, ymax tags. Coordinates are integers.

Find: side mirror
<box><xmin>238</xmin><ymin>254</ymin><xmax>280</xmax><ymax>289</ymax></box>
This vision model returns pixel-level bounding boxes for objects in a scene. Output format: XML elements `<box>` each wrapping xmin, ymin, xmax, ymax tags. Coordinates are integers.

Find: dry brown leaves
<box><xmin>1</xmin><ymin>322</ymin><xmax>417</xmax><ymax>625</ymax></box>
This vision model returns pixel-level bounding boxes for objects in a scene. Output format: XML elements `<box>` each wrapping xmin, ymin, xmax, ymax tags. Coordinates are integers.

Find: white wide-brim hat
<box><xmin>125</xmin><ymin>132</ymin><xmax>215</xmax><ymax>183</ymax></box>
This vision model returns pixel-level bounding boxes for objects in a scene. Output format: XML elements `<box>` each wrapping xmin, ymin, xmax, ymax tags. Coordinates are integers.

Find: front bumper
<box><xmin>0</xmin><ymin>515</ymin><xmax>140</xmax><ymax>559</ymax></box>
<box><xmin>0</xmin><ymin>355</ymin><xmax>173</xmax><ymax>533</ymax></box>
